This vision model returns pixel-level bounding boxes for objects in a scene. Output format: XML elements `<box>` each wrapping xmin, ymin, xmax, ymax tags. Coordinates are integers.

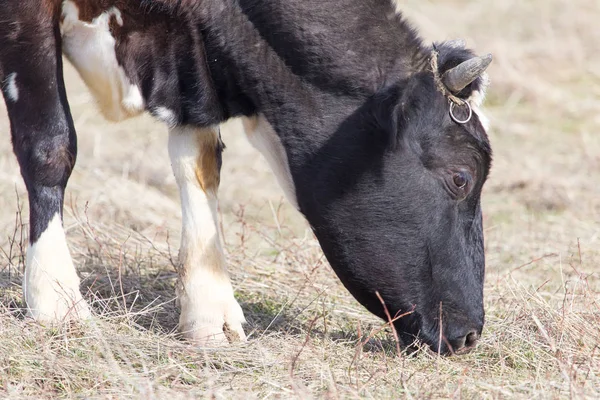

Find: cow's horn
<box><xmin>441</xmin><ymin>53</ymin><xmax>492</xmax><ymax>94</ymax></box>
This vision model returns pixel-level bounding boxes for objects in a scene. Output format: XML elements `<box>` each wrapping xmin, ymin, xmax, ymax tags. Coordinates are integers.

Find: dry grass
<box><xmin>1</xmin><ymin>0</ymin><xmax>599</xmax><ymax>398</ymax></box>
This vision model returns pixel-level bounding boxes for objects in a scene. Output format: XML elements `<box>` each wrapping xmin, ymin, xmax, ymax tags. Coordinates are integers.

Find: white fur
<box><xmin>154</xmin><ymin>107</ymin><xmax>178</xmax><ymax>128</ymax></box>
<box><xmin>3</xmin><ymin>72</ymin><xmax>19</xmax><ymax>102</ymax></box>
<box><xmin>242</xmin><ymin>115</ymin><xmax>298</xmax><ymax>208</ymax></box>
<box><xmin>60</xmin><ymin>1</ymin><xmax>144</xmax><ymax>121</ymax></box>
<box><xmin>24</xmin><ymin>213</ymin><xmax>90</xmax><ymax>322</ymax></box>
<box><xmin>169</xmin><ymin>126</ymin><xmax>246</xmax><ymax>346</ymax></box>
<box><xmin>470</xmin><ymin>73</ymin><xmax>491</xmax><ymax>131</ymax></box>
<box><xmin>390</xmin><ymin>0</ymin><xmax>402</xmax><ymax>14</ymax></box>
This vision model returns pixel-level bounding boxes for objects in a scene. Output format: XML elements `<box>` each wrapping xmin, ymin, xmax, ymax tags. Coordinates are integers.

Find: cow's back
<box><xmin>236</xmin><ymin>0</ymin><xmax>421</xmax><ymax>96</ymax></box>
<box><xmin>58</xmin><ymin>0</ymin><xmax>422</xmax><ymax>125</ymax></box>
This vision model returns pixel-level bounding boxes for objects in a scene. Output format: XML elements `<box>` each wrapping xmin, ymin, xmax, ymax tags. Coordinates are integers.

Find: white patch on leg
<box><xmin>3</xmin><ymin>72</ymin><xmax>19</xmax><ymax>102</ymax></box>
<box><xmin>60</xmin><ymin>1</ymin><xmax>144</xmax><ymax>121</ymax></box>
<box><xmin>242</xmin><ymin>115</ymin><xmax>298</xmax><ymax>209</ymax></box>
<box><xmin>153</xmin><ymin>106</ymin><xmax>178</xmax><ymax>128</ymax></box>
<box><xmin>169</xmin><ymin>126</ymin><xmax>246</xmax><ymax>346</ymax></box>
<box><xmin>24</xmin><ymin>213</ymin><xmax>90</xmax><ymax>322</ymax></box>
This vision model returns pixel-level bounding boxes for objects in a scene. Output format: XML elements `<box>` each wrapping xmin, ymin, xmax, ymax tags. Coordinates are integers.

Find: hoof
<box><xmin>178</xmin><ymin>295</ymin><xmax>247</xmax><ymax>347</ymax></box>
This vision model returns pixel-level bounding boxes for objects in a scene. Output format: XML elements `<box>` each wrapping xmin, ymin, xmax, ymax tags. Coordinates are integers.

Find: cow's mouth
<box><xmin>395</xmin><ymin>317</ymin><xmax>481</xmax><ymax>356</ymax></box>
<box><xmin>419</xmin><ymin>330</ymin><xmax>481</xmax><ymax>356</ymax></box>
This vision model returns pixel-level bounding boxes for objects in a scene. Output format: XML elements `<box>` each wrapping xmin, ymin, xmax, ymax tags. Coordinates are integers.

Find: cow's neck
<box><xmin>200</xmin><ymin>0</ymin><xmax>334</xmax><ymax>141</ymax></box>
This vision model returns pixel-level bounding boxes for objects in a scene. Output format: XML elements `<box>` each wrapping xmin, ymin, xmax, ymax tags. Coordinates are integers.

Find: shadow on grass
<box><xmin>0</xmin><ymin>266</ymin><xmax>180</xmax><ymax>334</ymax></box>
<box><xmin>0</xmin><ymin>271</ymin><xmax>27</xmax><ymax>319</ymax></box>
<box><xmin>240</xmin><ymin>298</ymin><xmax>305</xmax><ymax>337</ymax></box>
<box><xmin>1</xmin><ymin>266</ymin><xmax>408</xmax><ymax>355</ymax></box>
<box><xmin>238</xmin><ymin>294</ymin><xmax>412</xmax><ymax>355</ymax></box>
<box><xmin>78</xmin><ymin>262</ymin><xmax>180</xmax><ymax>334</ymax></box>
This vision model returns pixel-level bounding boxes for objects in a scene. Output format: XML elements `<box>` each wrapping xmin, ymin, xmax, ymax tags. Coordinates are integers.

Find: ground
<box><xmin>0</xmin><ymin>0</ymin><xmax>599</xmax><ymax>398</ymax></box>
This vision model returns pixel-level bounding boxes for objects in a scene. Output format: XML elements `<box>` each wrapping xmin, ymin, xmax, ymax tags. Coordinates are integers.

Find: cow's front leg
<box><xmin>0</xmin><ymin>4</ymin><xmax>90</xmax><ymax>322</ymax></box>
<box><xmin>168</xmin><ymin>126</ymin><xmax>246</xmax><ymax>346</ymax></box>
<box><xmin>12</xmin><ymin>74</ymin><xmax>91</xmax><ymax>323</ymax></box>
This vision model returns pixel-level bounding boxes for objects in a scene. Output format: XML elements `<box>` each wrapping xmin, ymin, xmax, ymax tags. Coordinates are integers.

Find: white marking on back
<box><xmin>169</xmin><ymin>126</ymin><xmax>246</xmax><ymax>345</ymax></box>
<box><xmin>242</xmin><ymin>115</ymin><xmax>298</xmax><ymax>209</ymax></box>
<box><xmin>24</xmin><ymin>213</ymin><xmax>90</xmax><ymax>322</ymax></box>
<box><xmin>60</xmin><ymin>1</ymin><xmax>144</xmax><ymax>121</ymax></box>
<box><xmin>3</xmin><ymin>72</ymin><xmax>19</xmax><ymax>102</ymax></box>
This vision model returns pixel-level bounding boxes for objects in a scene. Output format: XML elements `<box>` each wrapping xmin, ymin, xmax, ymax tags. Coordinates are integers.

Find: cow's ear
<box><xmin>369</xmin><ymin>84</ymin><xmax>405</xmax><ymax>150</ymax></box>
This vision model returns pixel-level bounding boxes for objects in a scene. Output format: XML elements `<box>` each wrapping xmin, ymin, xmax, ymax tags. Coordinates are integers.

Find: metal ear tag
<box><xmin>449</xmin><ymin>101</ymin><xmax>472</xmax><ymax>124</ymax></box>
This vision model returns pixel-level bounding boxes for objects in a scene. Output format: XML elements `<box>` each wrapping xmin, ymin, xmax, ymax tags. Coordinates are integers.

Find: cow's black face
<box><xmin>295</xmin><ymin>69</ymin><xmax>491</xmax><ymax>355</ymax></box>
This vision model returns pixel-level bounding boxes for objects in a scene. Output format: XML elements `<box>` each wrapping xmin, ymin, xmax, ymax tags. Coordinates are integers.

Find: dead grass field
<box><xmin>1</xmin><ymin>0</ymin><xmax>599</xmax><ymax>398</ymax></box>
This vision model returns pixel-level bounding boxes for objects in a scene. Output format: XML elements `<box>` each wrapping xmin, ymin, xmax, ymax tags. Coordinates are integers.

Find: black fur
<box><xmin>194</xmin><ymin>0</ymin><xmax>492</xmax><ymax>352</ymax></box>
<box><xmin>0</xmin><ymin>1</ymin><xmax>75</xmax><ymax>243</ymax></box>
<box><xmin>1</xmin><ymin>0</ymin><xmax>492</xmax><ymax>354</ymax></box>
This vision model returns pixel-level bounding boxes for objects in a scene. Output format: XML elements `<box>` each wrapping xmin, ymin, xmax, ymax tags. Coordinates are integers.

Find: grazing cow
<box><xmin>0</xmin><ymin>0</ymin><xmax>492</xmax><ymax>355</ymax></box>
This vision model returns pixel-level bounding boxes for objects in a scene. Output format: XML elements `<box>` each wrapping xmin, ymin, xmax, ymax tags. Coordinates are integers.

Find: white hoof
<box><xmin>24</xmin><ymin>282</ymin><xmax>91</xmax><ymax>323</ymax></box>
<box><xmin>23</xmin><ymin>214</ymin><xmax>91</xmax><ymax>323</ymax></box>
<box><xmin>178</xmin><ymin>284</ymin><xmax>246</xmax><ymax>347</ymax></box>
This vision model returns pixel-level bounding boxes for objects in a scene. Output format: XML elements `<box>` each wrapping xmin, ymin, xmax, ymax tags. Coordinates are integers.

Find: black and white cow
<box><xmin>0</xmin><ymin>0</ymin><xmax>493</xmax><ymax>354</ymax></box>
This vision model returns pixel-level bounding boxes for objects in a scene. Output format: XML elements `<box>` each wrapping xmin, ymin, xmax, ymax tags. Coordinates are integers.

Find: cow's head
<box><xmin>296</xmin><ymin>41</ymin><xmax>492</xmax><ymax>355</ymax></box>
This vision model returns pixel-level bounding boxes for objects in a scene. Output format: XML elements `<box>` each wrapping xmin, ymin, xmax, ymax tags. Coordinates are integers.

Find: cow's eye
<box><xmin>442</xmin><ymin>169</ymin><xmax>473</xmax><ymax>200</ymax></box>
<box><xmin>452</xmin><ymin>172</ymin><xmax>469</xmax><ymax>189</ymax></box>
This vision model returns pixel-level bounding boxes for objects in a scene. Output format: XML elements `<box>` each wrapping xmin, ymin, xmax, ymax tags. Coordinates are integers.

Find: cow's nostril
<box><xmin>452</xmin><ymin>334</ymin><xmax>467</xmax><ymax>350</ymax></box>
<box><xmin>464</xmin><ymin>331</ymin><xmax>479</xmax><ymax>348</ymax></box>
<box><xmin>447</xmin><ymin>329</ymin><xmax>479</xmax><ymax>354</ymax></box>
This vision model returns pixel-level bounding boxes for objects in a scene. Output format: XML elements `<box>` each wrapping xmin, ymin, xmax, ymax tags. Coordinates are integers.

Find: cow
<box><xmin>0</xmin><ymin>0</ymin><xmax>493</xmax><ymax>355</ymax></box>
